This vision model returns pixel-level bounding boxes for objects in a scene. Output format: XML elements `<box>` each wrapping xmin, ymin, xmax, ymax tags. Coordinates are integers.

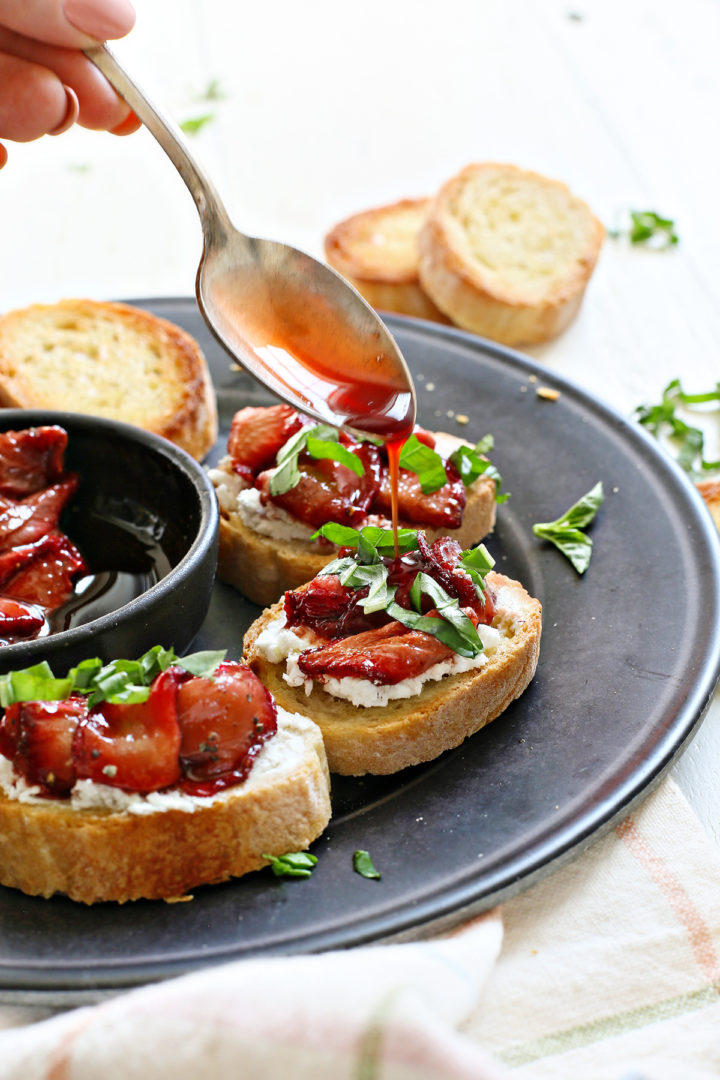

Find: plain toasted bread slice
<box><xmin>0</xmin><ymin>709</ymin><xmax>330</xmax><ymax>903</ymax></box>
<box><xmin>0</xmin><ymin>299</ymin><xmax>218</xmax><ymax>460</ymax></box>
<box><xmin>696</xmin><ymin>478</ymin><xmax>720</xmax><ymax>533</ymax></box>
<box><xmin>324</xmin><ymin>198</ymin><xmax>449</xmax><ymax>322</ymax></box>
<box><xmin>418</xmin><ymin>163</ymin><xmax>604</xmax><ymax>346</ymax></box>
<box><xmin>212</xmin><ymin>429</ymin><xmax>497</xmax><ymax>608</ymax></box>
<box><xmin>243</xmin><ymin>571</ymin><xmax>542</xmax><ymax>775</ymax></box>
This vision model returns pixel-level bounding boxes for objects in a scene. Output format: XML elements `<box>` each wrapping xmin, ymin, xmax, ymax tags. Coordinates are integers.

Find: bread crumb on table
<box><xmin>536</xmin><ymin>387</ymin><xmax>561</xmax><ymax>401</ymax></box>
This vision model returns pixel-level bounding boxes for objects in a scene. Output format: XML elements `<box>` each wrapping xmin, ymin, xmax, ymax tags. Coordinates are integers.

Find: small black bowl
<box><xmin>0</xmin><ymin>410</ymin><xmax>219</xmax><ymax>677</ymax></box>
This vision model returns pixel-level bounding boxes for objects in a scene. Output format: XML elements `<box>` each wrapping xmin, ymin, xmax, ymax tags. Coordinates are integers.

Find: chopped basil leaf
<box><xmin>353</xmin><ymin>850</ymin><xmax>381</xmax><ymax>880</ymax></box>
<box><xmin>263</xmin><ymin>851</ymin><xmax>318</xmax><ymax>878</ymax></box>
<box><xmin>387</xmin><ymin>601</ymin><xmax>481</xmax><ymax>658</ymax></box>
<box><xmin>460</xmin><ymin>544</ymin><xmax>495</xmax><ymax>599</ymax></box>
<box><xmin>449</xmin><ymin>437</ymin><xmax>508</xmax><ymax>502</ymax></box>
<box><xmin>179</xmin><ymin>113</ymin><xmax>215</xmax><ymax>135</ymax></box>
<box><xmin>609</xmin><ymin>209</ymin><xmax>679</xmax><ymax>249</ymax></box>
<box><xmin>399</xmin><ymin>435</ymin><xmax>448</xmax><ymax>494</ymax></box>
<box><xmin>311</xmin><ymin>523</ymin><xmax>420</xmax><ymax>556</ymax></box>
<box><xmin>319</xmin><ymin>558</ymin><xmax>396</xmax><ymax>613</ymax></box>
<box><xmin>406</xmin><ymin>571</ymin><xmax>483</xmax><ymax>655</ymax></box>
<box><xmin>0</xmin><ymin>663</ymin><xmax>73</xmax><ymax>709</ymax></box>
<box><xmin>269</xmin><ymin>425</ymin><xmax>365</xmax><ymax>496</ymax></box>
<box><xmin>636</xmin><ymin>378</ymin><xmax>720</xmax><ymax>477</ymax></box>
<box><xmin>306</xmin><ymin>435</ymin><xmax>364</xmax><ymax>476</ymax></box>
<box><xmin>532</xmin><ymin>482</ymin><xmax>603</xmax><ymax>574</ymax></box>
<box><xmin>174</xmin><ymin>650</ymin><xmax>228</xmax><ymax>678</ymax></box>
<box><xmin>0</xmin><ymin>647</ymin><xmax>226</xmax><ymax>709</ymax></box>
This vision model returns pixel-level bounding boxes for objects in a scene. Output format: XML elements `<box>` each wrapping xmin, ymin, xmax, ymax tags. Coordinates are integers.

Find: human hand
<box><xmin>0</xmin><ymin>0</ymin><xmax>137</xmax><ymax>168</ymax></box>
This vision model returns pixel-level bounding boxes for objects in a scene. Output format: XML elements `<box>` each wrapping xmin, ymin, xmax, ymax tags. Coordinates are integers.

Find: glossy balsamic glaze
<box><xmin>48</xmin><ymin>506</ymin><xmax>172</xmax><ymax>635</ymax></box>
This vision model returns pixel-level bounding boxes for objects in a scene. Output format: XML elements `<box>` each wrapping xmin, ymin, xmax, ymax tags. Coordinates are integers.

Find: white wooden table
<box><xmin>1</xmin><ymin>0</ymin><xmax>719</xmax><ymax>842</ymax></box>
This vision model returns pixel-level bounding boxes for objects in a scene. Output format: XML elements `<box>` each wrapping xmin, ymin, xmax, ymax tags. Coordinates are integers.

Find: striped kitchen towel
<box><xmin>0</xmin><ymin>777</ymin><xmax>718</xmax><ymax>1079</ymax></box>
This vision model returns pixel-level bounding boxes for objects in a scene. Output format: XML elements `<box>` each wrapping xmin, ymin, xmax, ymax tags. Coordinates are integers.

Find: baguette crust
<box><xmin>0</xmin><ymin>711</ymin><xmax>331</xmax><ymax>903</ymax></box>
<box><xmin>418</xmin><ymin>163</ymin><xmax>604</xmax><ymax>346</ymax></box>
<box><xmin>243</xmin><ymin>571</ymin><xmax>542</xmax><ymax>775</ymax></box>
<box><xmin>0</xmin><ymin>299</ymin><xmax>218</xmax><ymax>461</ymax></box>
<box><xmin>324</xmin><ymin>198</ymin><xmax>450</xmax><ymax>322</ymax></box>
<box><xmin>215</xmin><ymin>434</ymin><xmax>497</xmax><ymax>607</ymax></box>
<box><xmin>696</xmin><ymin>478</ymin><xmax>720</xmax><ymax>533</ymax></box>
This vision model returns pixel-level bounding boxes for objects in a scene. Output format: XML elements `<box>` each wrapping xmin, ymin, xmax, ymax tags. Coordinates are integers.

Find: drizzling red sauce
<box><xmin>385</xmin><ymin>437</ymin><xmax>404</xmax><ymax>558</ymax></box>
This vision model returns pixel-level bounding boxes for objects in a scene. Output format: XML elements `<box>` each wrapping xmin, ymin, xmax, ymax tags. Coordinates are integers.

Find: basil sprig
<box><xmin>449</xmin><ymin>435</ymin><xmax>508</xmax><ymax>503</ymax></box>
<box><xmin>398</xmin><ymin>435</ymin><xmax>448</xmax><ymax>493</ymax></box>
<box><xmin>397</xmin><ymin>571</ymin><xmax>483</xmax><ymax>657</ymax></box>
<box><xmin>636</xmin><ymin>378</ymin><xmax>720</xmax><ymax>477</ymax></box>
<box><xmin>0</xmin><ymin>646</ymin><xmax>226</xmax><ymax>710</ymax></box>
<box><xmin>610</xmin><ymin>210</ymin><xmax>679</xmax><ymax>249</ymax></box>
<box><xmin>532</xmin><ymin>482</ymin><xmax>604</xmax><ymax>574</ymax></box>
<box><xmin>269</xmin><ymin>425</ymin><xmax>365</xmax><ymax>496</ymax></box>
<box><xmin>397</xmin><ymin>432</ymin><xmax>507</xmax><ymax>502</ymax></box>
<box><xmin>460</xmin><ymin>544</ymin><xmax>495</xmax><ymax>601</ymax></box>
<box><xmin>263</xmin><ymin>851</ymin><xmax>318</xmax><ymax>879</ymax></box>
<box><xmin>312</xmin><ymin>522</ymin><xmax>419</xmax><ymax>558</ymax></box>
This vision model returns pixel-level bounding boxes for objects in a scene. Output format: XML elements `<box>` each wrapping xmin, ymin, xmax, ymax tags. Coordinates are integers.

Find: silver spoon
<box><xmin>84</xmin><ymin>45</ymin><xmax>416</xmax><ymax>441</ymax></box>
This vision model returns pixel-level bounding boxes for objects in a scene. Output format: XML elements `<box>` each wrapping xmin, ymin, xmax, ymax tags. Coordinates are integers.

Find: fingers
<box><xmin>0</xmin><ymin>29</ymin><xmax>134</xmax><ymax>133</ymax></box>
<box><xmin>0</xmin><ymin>51</ymin><xmax>70</xmax><ymax>140</ymax></box>
<box><xmin>0</xmin><ymin>0</ymin><xmax>135</xmax><ymax>49</ymax></box>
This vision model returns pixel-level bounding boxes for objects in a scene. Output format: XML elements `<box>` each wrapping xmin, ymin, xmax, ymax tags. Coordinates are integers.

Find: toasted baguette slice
<box><xmin>324</xmin><ymin>198</ymin><xmax>450</xmax><ymax>323</ymax></box>
<box><xmin>244</xmin><ymin>572</ymin><xmax>541</xmax><ymax>775</ymax></box>
<box><xmin>0</xmin><ymin>299</ymin><xmax>218</xmax><ymax>460</ymax></box>
<box><xmin>212</xmin><ymin>430</ymin><xmax>497</xmax><ymax>608</ymax></box>
<box><xmin>696</xmin><ymin>478</ymin><xmax>720</xmax><ymax>533</ymax></box>
<box><xmin>0</xmin><ymin>709</ymin><xmax>330</xmax><ymax>903</ymax></box>
<box><xmin>418</xmin><ymin>163</ymin><xmax>604</xmax><ymax>346</ymax></box>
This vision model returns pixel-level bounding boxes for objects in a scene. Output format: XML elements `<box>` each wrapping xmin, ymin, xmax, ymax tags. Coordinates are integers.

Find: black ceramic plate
<box><xmin>1</xmin><ymin>298</ymin><xmax>719</xmax><ymax>995</ymax></box>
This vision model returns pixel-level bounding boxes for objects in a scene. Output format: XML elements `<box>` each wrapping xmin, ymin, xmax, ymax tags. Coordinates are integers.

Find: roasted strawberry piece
<box><xmin>1</xmin><ymin>533</ymin><xmax>88</xmax><ymax>609</ymax></box>
<box><xmin>74</xmin><ymin>668</ymin><xmax>183</xmax><ymax>793</ymax></box>
<box><xmin>412</xmin><ymin>427</ymin><xmax>436</xmax><ymax>450</ymax></box>
<box><xmin>7</xmin><ymin>696</ymin><xmax>88</xmax><ymax>796</ymax></box>
<box><xmin>177</xmin><ymin>661</ymin><xmax>277</xmax><ymax>794</ymax></box>
<box><xmin>374</xmin><ymin>459</ymin><xmax>466</xmax><ymax>529</ymax></box>
<box><xmin>0</xmin><ymin>476</ymin><xmax>79</xmax><ymax>552</ymax></box>
<box><xmin>0</xmin><ymin>596</ymin><xmax>47</xmax><ymax>641</ymax></box>
<box><xmin>228</xmin><ymin>404</ymin><xmax>305</xmax><ymax>474</ymax></box>
<box><xmin>298</xmin><ymin>621</ymin><xmax>455</xmax><ymax>684</ymax></box>
<box><xmin>284</xmin><ymin>573</ymin><xmax>382</xmax><ymax>639</ymax></box>
<box><xmin>0</xmin><ymin>427</ymin><xmax>67</xmax><ymax>497</ymax></box>
<box><xmin>263</xmin><ymin>441</ymin><xmax>382</xmax><ymax>529</ymax></box>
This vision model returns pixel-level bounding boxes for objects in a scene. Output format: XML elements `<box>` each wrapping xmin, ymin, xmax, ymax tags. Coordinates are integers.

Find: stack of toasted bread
<box><xmin>325</xmin><ymin>163</ymin><xmax>604</xmax><ymax>347</ymax></box>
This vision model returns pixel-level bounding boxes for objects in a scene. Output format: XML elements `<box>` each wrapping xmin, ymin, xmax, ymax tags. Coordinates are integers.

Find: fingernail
<box><xmin>49</xmin><ymin>85</ymin><xmax>80</xmax><ymax>136</ymax></box>
<box><xmin>0</xmin><ymin>143</ymin><xmax>7</xmax><ymax>170</ymax></box>
<box><xmin>63</xmin><ymin>0</ymin><xmax>136</xmax><ymax>40</ymax></box>
<box><xmin>110</xmin><ymin>110</ymin><xmax>141</xmax><ymax>136</ymax></box>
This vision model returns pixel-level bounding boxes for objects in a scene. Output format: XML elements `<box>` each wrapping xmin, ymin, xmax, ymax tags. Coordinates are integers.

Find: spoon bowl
<box><xmin>84</xmin><ymin>46</ymin><xmax>416</xmax><ymax>440</ymax></box>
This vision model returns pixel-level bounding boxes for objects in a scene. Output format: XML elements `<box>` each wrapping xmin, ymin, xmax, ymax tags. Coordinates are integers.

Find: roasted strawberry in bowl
<box><xmin>0</xmin><ymin>647</ymin><xmax>330</xmax><ymax>902</ymax></box>
<box><xmin>209</xmin><ymin>403</ymin><xmax>505</xmax><ymax>606</ymax></box>
<box><xmin>0</xmin><ymin>411</ymin><xmax>218</xmax><ymax>676</ymax></box>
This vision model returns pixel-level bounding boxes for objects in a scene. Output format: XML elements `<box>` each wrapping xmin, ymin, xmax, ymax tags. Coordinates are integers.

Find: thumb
<box><xmin>0</xmin><ymin>0</ymin><xmax>135</xmax><ymax>49</ymax></box>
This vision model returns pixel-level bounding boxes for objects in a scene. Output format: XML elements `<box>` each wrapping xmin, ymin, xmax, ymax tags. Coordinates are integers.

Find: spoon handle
<box><xmin>84</xmin><ymin>44</ymin><xmax>231</xmax><ymax>242</ymax></box>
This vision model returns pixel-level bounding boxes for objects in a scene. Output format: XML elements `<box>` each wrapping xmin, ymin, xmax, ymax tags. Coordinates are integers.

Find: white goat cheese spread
<box><xmin>209</xmin><ymin>458</ymin><xmax>317</xmax><ymax>541</ymax></box>
<box><xmin>255</xmin><ymin>614</ymin><xmax>503</xmax><ymax>708</ymax></box>
<box><xmin>0</xmin><ymin>707</ymin><xmax>316</xmax><ymax>815</ymax></box>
